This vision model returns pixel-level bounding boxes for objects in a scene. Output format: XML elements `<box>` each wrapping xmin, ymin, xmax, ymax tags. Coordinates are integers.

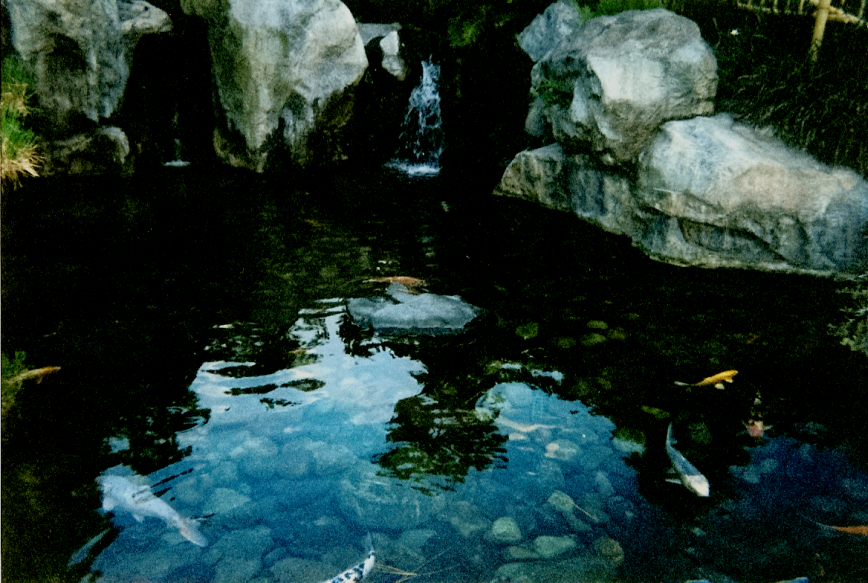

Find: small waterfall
<box><xmin>163</xmin><ymin>138</ymin><xmax>190</xmax><ymax>168</ymax></box>
<box><xmin>163</xmin><ymin>111</ymin><xmax>190</xmax><ymax>168</ymax></box>
<box><xmin>387</xmin><ymin>60</ymin><xmax>443</xmax><ymax>176</ymax></box>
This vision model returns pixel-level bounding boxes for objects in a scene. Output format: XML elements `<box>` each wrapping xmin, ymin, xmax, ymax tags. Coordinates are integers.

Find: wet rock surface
<box><xmin>348</xmin><ymin>283</ymin><xmax>481</xmax><ymax>335</ymax></box>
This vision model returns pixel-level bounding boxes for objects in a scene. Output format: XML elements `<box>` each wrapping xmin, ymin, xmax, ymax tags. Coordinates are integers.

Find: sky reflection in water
<box><xmin>81</xmin><ymin>295</ymin><xmax>868</xmax><ymax>583</ymax></box>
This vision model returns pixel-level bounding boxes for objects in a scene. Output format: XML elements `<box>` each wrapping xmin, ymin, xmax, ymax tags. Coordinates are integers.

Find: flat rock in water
<box><xmin>347</xmin><ymin>283</ymin><xmax>481</xmax><ymax>335</ymax></box>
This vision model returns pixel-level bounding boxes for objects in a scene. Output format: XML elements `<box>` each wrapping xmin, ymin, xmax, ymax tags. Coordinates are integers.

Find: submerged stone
<box><xmin>489</xmin><ymin>517</ymin><xmax>523</xmax><ymax>543</ymax></box>
<box><xmin>533</xmin><ymin>535</ymin><xmax>578</xmax><ymax>558</ymax></box>
<box><xmin>338</xmin><ymin>464</ymin><xmax>447</xmax><ymax>529</ymax></box>
<box><xmin>348</xmin><ymin>283</ymin><xmax>481</xmax><ymax>335</ymax></box>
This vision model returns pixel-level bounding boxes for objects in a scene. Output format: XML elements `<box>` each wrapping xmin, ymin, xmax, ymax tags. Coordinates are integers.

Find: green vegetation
<box><xmin>533</xmin><ymin>79</ymin><xmax>573</xmax><ymax>108</ymax></box>
<box><xmin>832</xmin><ymin>281</ymin><xmax>868</xmax><ymax>357</ymax></box>
<box><xmin>1</xmin><ymin>351</ymin><xmax>30</xmax><ymax>417</ymax></box>
<box><xmin>581</xmin><ymin>0</ymin><xmax>665</xmax><ymax>17</ymax></box>
<box><xmin>1</xmin><ymin>54</ymin><xmax>40</xmax><ymax>186</ymax></box>
<box><xmin>686</xmin><ymin>3</ymin><xmax>868</xmax><ymax>177</ymax></box>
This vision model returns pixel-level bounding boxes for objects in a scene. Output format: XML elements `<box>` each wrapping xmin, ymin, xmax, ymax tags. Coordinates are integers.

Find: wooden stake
<box><xmin>811</xmin><ymin>0</ymin><xmax>833</xmax><ymax>61</ymax></box>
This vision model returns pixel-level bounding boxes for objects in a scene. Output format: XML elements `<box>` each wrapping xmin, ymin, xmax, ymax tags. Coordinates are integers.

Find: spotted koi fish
<box><xmin>320</xmin><ymin>534</ymin><xmax>376</xmax><ymax>583</ymax></box>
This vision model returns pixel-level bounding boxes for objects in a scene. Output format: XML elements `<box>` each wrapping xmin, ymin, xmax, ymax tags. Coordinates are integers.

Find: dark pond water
<box><xmin>2</xmin><ymin>165</ymin><xmax>867</xmax><ymax>583</ymax></box>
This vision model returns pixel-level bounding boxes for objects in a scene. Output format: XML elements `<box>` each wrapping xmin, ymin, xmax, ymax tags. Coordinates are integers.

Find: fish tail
<box><xmin>365</xmin><ymin>532</ymin><xmax>373</xmax><ymax>551</ymax></box>
<box><xmin>177</xmin><ymin>518</ymin><xmax>208</xmax><ymax>547</ymax></box>
<box><xmin>673</xmin><ymin>381</ymin><xmax>689</xmax><ymax>386</ymax></box>
<box><xmin>666</xmin><ymin>423</ymin><xmax>674</xmax><ymax>445</ymax></box>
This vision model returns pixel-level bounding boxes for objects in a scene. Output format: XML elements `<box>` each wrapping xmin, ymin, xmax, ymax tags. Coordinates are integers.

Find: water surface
<box><xmin>2</xmin><ymin>165</ymin><xmax>866</xmax><ymax>583</ymax></box>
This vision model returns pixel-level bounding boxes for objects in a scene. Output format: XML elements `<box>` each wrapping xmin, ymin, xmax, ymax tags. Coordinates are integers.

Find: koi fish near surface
<box><xmin>810</xmin><ymin>519</ymin><xmax>868</xmax><ymax>536</ymax></box>
<box><xmin>665</xmin><ymin>423</ymin><xmax>710</xmax><ymax>497</ymax></box>
<box><xmin>674</xmin><ymin>369</ymin><xmax>737</xmax><ymax>389</ymax></box>
<box><xmin>319</xmin><ymin>533</ymin><xmax>376</xmax><ymax>583</ymax></box>
<box><xmin>97</xmin><ymin>475</ymin><xmax>207</xmax><ymax>547</ymax></box>
<box><xmin>6</xmin><ymin>366</ymin><xmax>61</xmax><ymax>384</ymax></box>
<box><xmin>365</xmin><ymin>276</ymin><xmax>427</xmax><ymax>289</ymax></box>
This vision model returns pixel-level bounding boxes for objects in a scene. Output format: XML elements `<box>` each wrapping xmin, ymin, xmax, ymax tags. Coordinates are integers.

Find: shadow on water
<box><xmin>1</xmin><ymin>164</ymin><xmax>867</xmax><ymax>583</ymax></box>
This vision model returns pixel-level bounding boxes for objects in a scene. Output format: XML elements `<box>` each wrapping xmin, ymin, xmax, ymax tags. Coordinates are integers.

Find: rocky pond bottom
<box><xmin>2</xmin><ymin>166</ymin><xmax>866</xmax><ymax>583</ymax></box>
<box><xmin>80</xmin><ymin>309</ymin><xmax>867</xmax><ymax>583</ymax></box>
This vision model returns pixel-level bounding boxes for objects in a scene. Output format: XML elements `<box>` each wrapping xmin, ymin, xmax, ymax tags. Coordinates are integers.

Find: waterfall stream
<box><xmin>387</xmin><ymin>60</ymin><xmax>443</xmax><ymax>176</ymax></box>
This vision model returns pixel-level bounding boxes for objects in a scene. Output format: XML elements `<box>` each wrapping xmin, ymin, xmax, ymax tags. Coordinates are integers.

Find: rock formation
<box><xmin>181</xmin><ymin>0</ymin><xmax>368</xmax><ymax>171</ymax></box>
<box><xmin>5</xmin><ymin>0</ymin><xmax>171</xmax><ymax>131</ymax></box>
<box><xmin>5</xmin><ymin>0</ymin><xmax>171</xmax><ymax>174</ymax></box>
<box><xmin>359</xmin><ymin>23</ymin><xmax>407</xmax><ymax>81</ymax></box>
<box><xmin>526</xmin><ymin>7</ymin><xmax>717</xmax><ymax>164</ymax></box>
<box><xmin>496</xmin><ymin>4</ymin><xmax>867</xmax><ymax>278</ymax></box>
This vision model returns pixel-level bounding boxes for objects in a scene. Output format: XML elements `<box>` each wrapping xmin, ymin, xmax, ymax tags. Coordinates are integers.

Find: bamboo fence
<box><xmin>736</xmin><ymin>0</ymin><xmax>867</xmax><ymax>59</ymax></box>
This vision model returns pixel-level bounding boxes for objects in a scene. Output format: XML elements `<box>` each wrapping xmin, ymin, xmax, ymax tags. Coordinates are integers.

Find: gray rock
<box><xmin>203</xmin><ymin>488</ymin><xmax>253</xmax><ymax>516</ymax></box>
<box><xmin>496</xmin><ymin>116</ymin><xmax>868</xmax><ymax>277</ymax></box>
<box><xmin>636</xmin><ymin>114</ymin><xmax>868</xmax><ymax>276</ymax></box>
<box><xmin>6</xmin><ymin>0</ymin><xmax>171</xmax><ymax>130</ymax></box>
<box><xmin>206</xmin><ymin>526</ymin><xmax>273</xmax><ymax>564</ymax></box>
<box><xmin>398</xmin><ymin>528</ymin><xmax>438</xmax><ymax>552</ymax></box>
<box><xmin>494</xmin><ymin>143</ymin><xmax>636</xmax><ymax>237</ymax></box>
<box><xmin>338</xmin><ymin>464</ymin><xmax>447</xmax><ymax>529</ymax></box>
<box><xmin>276</xmin><ymin>441</ymin><xmax>314</xmax><ymax>478</ymax></box>
<box><xmin>40</xmin><ymin>126</ymin><xmax>133</xmax><ymax>176</ymax></box>
<box><xmin>358</xmin><ymin>23</ymin><xmax>400</xmax><ymax>44</ymax></box>
<box><xmin>358</xmin><ymin>24</ymin><xmax>406</xmax><ymax>80</ymax></box>
<box><xmin>182</xmin><ymin>0</ymin><xmax>368</xmax><ymax>170</ymax></box>
<box><xmin>348</xmin><ymin>283</ymin><xmax>481</xmax><ymax>335</ymax></box>
<box><xmin>530</xmin><ymin>8</ymin><xmax>717</xmax><ymax>163</ymax></box>
<box><xmin>544</xmin><ymin>439</ymin><xmax>581</xmax><ymax>461</ymax></box>
<box><xmin>594</xmin><ymin>471</ymin><xmax>615</xmax><ymax>497</ymax></box>
<box><xmin>518</xmin><ymin>0</ymin><xmax>584</xmax><ymax>63</ymax></box>
<box><xmin>533</xmin><ymin>534</ymin><xmax>578</xmax><ymax>558</ymax></box>
<box><xmin>592</xmin><ymin>536</ymin><xmax>624</xmax><ymax>565</ymax></box>
<box><xmin>306</xmin><ymin>440</ymin><xmax>358</xmax><ymax>476</ymax></box>
<box><xmin>230</xmin><ymin>436</ymin><xmax>279</xmax><ymax>480</ymax></box>
<box><xmin>447</xmin><ymin>500</ymin><xmax>492</xmax><ymax>538</ymax></box>
<box><xmin>489</xmin><ymin>517</ymin><xmax>523</xmax><ymax>543</ymax></box>
<box><xmin>494</xmin><ymin>556</ymin><xmax>619</xmax><ymax>583</ymax></box>
<box><xmin>271</xmin><ymin>557</ymin><xmax>338</xmax><ymax>583</ymax></box>
<box><xmin>214</xmin><ymin>557</ymin><xmax>262</xmax><ymax>583</ymax></box>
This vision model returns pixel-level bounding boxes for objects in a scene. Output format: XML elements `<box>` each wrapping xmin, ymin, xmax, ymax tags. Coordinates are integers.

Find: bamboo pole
<box><xmin>811</xmin><ymin>0</ymin><xmax>833</xmax><ymax>61</ymax></box>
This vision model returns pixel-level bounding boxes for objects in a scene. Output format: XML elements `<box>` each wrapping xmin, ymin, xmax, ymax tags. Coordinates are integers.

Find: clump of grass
<box><xmin>573</xmin><ymin>0</ymin><xmax>666</xmax><ymax>19</ymax></box>
<box><xmin>703</xmin><ymin>11</ymin><xmax>868</xmax><ymax>177</ymax></box>
<box><xmin>1</xmin><ymin>54</ymin><xmax>41</xmax><ymax>186</ymax></box>
<box><xmin>594</xmin><ymin>0</ymin><xmax>666</xmax><ymax>15</ymax></box>
<box><xmin>1</xmin><ymin>351</ymin><xmax>30</xmax><ymax>417</ymax></box>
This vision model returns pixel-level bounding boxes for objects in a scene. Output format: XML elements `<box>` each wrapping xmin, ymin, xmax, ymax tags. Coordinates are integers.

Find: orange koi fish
<box><xmin>365</xmin><ymin>276</ymin><xmax>427</xmax><ymax>288</ymax></box>
<box><xmin>7</xmin><ymin>366</ymin><xmax>61</xmax><ymax>384</ymax></box>
<box><xmin>674</xmin><ymin>370</ymin><xmax>738</xmax><ymax>389</ymax></box>
<box><xmin>824</xmin><ymin>524</ymin><xmax>868</xmax><ymax>535</ymax></box>
<box><xmin>807</xmin><ymin>517</ymin><xmax>868</xmax><ymax>536</ymax></box>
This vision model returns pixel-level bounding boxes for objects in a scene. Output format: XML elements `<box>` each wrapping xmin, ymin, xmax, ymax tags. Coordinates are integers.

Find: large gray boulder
<box><xmin>636</xmin><ymin>114</ymin><xmax>868</xmax><ymax>275</ymax></box>
<box><xmin>528</xmin><ymin>8</ymin><xmax>717</xmax><ymax>164</ymax></box>
<box><xmin>495</xmin><ymin>116</ymin><xmax>868</xmax><ymax>277</ymax></box>
<box><xmin>182</xmin><ymin>0</ymin><xmax>368</xmax><ymax>171</ymax></box>
<box><xmin>494</xmin><ymin>143</ymin><xmax>636</xmax><ymax>238</ymax></box>
<box><xmin>5</xmin><ymin>0</ymin><xmax>171</xmax><ymax>130</ymax></box>
<box><xmin>517</xmin><ymin>0</ymin><xmax>584</xmax><ymax>63</ymax></box>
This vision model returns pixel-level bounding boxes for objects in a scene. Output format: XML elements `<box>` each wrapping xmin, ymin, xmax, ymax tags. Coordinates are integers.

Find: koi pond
<box><xmin>2</xmin><ymin>165</ymin><xmax>867</xmax><ymax>583</ymax></box>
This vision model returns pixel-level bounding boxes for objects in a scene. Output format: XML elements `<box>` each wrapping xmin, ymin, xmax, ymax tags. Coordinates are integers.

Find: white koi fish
<box><xmin>665</xmin><ymin>423</ymin><xmax>710</xmax><ymax>497</ymax></box>
<box><xmin>319</xmin><ymin>533</ymin><xmax>376</xmax><ymax>583</ymax></box>
<box><xmin>97</xmin><ymin>475</ymin><xmax>208</xmax><ymax>547</ymax></box>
